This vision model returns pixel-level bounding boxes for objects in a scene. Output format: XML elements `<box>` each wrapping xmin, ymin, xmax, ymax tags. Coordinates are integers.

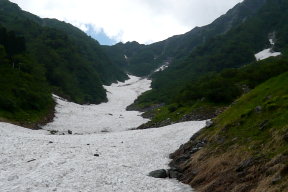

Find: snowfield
<box><xmin>0</xmin><ymin>76</ymin><xmax>206</xmax><ymax>192</ymax></box>
<box><xmin>0</xmin><ymin>121</ymin><xmax>205</xmax><ymax>192</ymax></box>
<box><xmin>44</xmin><ymin>76</ymin><xmax>151</xmax><ymax>134</ymax></box>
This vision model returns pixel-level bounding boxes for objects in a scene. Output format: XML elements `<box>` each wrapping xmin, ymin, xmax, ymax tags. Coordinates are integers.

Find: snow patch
<box><xmin>269</xmin><ymin>38</ymin><xmax>275</xmax><ymax>45</ymax></box>
<box><xmin>154</xmin><ymin>62</ymin><xmax>169</xmax><ymax>72</ymax></box>
<box><xmin>255</xmin><ymin>38</ymin><xmax>281</xmax><ymax>61</ymax></box>
<box><xmin>255</xmin><ymin>49</ymin><xmax>281</xmax><ymax>61</ymax></box>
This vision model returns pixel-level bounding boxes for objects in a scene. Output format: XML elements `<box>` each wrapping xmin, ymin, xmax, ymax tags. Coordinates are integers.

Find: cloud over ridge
<box><xmin>11</xmin><ymin>0</ymin><xmax>243</xmax><ymax>44</ymax></box>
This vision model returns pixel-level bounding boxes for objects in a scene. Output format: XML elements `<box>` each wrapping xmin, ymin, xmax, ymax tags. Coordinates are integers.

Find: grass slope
<box><xmin>170</xmin><ymin>72</ymin><xmax>288</xmax><ymax>192</ymax></box>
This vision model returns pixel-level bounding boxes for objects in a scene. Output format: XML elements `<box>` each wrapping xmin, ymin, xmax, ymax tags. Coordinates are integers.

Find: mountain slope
<box><xmin>0</xmin><ymin>0</ymin><xmax>128</xmax><ymax>104</ymax></box>
<box><xmin>136</xmin><ymin>0</ymin><xmax>288</xmax><ymax>106</ymax></box>
<box><xmin>170</xmin><ymin>71</ymin><xmax>288</xmax><ymax>192</ymax></box>
<box><xmin>104</xmin><ymin>0</ymin><xmax>267</xmax><ymax>76</ymax></box>
<box><xmin>40</xmin><ymin>19</ymin><xmax>128</xmax><ymax>85</ymax></box>
<box><xmin>134</xmin><ymin>56</ymin><xmax>288</xmax><ymax>130</ymax></box>
<box><xmin>0</xmin><ymin>25</ymin><xmax>54</xmax><ymax>126</ymax></box>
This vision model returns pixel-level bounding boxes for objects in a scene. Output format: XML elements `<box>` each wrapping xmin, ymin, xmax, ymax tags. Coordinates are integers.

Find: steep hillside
<box><xmin>0</xmin><ymin>25</ymin><xmax>54</xmax><ymax>127</ymax></box>
<box><xmin>104</xmin><ymin>0</ymin><xmax>267</xmax><ymax>76</ymax></box>
<box><xmin>135</xmin><ymin>56</ymin><xmax>288</xmax><ymax>129</ymax></box>
<box><xmin>0</xmin><ymin>0</ymin><xmax>128</xmax><ymax>104</ymax></box>
<box><xmin>169</xmin><ymin>72</ymin><xmax>288</xmax><ymax>192</ymax></box>
<box><xmin>136</xmin><ymin>0</ymin><xmax>288</xmax><ymax>106</ymax></box>
<box><xmin>40</xmin><ymin>19</ymin><xmax>128</xmax><ymax>85</ymax></box>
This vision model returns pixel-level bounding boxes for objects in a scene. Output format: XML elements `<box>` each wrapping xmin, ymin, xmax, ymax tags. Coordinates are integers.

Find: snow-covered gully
<box><xmin>0</xmin><ymin>76</ymin><xmax>205</xmax><ymax>192</ymax></box>
<box><xmin>255</xmin><ymin>38</ymin><xmax>281</xmax><ymax>61</ymax></box>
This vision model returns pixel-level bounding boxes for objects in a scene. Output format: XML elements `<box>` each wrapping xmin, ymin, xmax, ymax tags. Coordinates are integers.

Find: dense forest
<box><xmin>0</xmin><ymin>0</ymin><xmax>129</xmax><ymax>125</ymax></box>
<box><xmin>0</xmin><ymin>0</ymin><xmax>128</xmax><ymax>105</ymax></box>
<box><xmin>0</xmin><ymin>25</ymin><xmax>53</xmax><ymax>125</ymax></box>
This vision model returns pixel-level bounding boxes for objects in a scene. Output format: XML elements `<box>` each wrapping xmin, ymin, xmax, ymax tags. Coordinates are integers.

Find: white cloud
<box><xmin>10</xmin><ymin>0</ymin><xmax>243</xmax><ymax>44</ymax></box>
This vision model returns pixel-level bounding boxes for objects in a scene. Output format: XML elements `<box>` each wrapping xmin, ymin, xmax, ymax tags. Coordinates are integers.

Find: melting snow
<box><xmin>0</xmin><ymin>76</ymin><xmax>205</xmax><ymax>192</ymax></box>
<box><xmin>255</xmin><ymin>48</ymin><xmax>281</xmax><ymax>61</ymax></box>
<box><xmin>255</xmin><ymin>38</ymin><xmax>281</xmax><ymax>61</ymax></box>
<box><xmin>154</xmin><ymin>62</ymin><xmax>169</xmax><ymax>73</ymax></box>
<box><xmin>44</xmin><ymin>76</ymin><xmax>151</xmax><ymax>134</ymax></box>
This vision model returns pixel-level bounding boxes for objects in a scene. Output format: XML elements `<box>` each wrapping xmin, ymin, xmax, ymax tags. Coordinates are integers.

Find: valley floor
<box><xmin>45</xmin><ymin>76</ymin><xmax>152</xmax><ymax>134</ymax></box>
<box><xmin>0</xmin><ymin>76</ymin><xmax>206</xmax><ymax>192</ymax></box>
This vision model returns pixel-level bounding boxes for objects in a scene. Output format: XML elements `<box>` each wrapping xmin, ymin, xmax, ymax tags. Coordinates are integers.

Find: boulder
<box><xmin>190</xmin><ymin>147</ymin><xmax>200</xmax><ymax>154</ymax></box>
<box><xmin>168</xmin><ymin>169</ymin><xmax>182</xmax><ymax>179</ymax></box>
<box><xmin>236</xmin><ymin>158</ymin><xmax>255</xmax><ymax>172</ymax></box>
<box><xmin>205</xmin><ymin>120</ymin><xmax>213</xmax><ymax>127</ymax></box>
<box><xmin>195</xmin><ymin>141</ymin><xmax>206</xmax><ymax>148</ymax></box>
<box><xmin>148</xmin><ymin>169</ymin><xmax>168</xmax><ymax>178</ymax></box>
<box><xmin>49</xmin><ymin>130</ymin><xmax>58</xmax><ymax>135</ymax></box>
<box><xmin>255</xmin><ymin>106</ymin><xmax>262</xmax><ymax>113</ymax></box>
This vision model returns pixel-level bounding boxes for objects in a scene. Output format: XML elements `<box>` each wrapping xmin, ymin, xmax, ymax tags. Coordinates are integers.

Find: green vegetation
<box><xmin>0</xmin><ymin>25</ymin><xmax>53</xmax><ymax>125</ymax></box>
<box><xmin>41</xmin><ymin>19</ymin><xmax>128</xmax><ymax>85</ymax></box>
<box><xmin>0</xmin><ymin>0</ymin><xmax>127</xmax><ymax>104</ymax></box>
<box><xmin>104</xmin><ymin>0</ymin><xmax>267</xmax><ymax>77</ymax></box>
<box><xmin>201</xmin><ymin>71</ymin><xmax>288</xmax><ymax>159</ymax></box>
<box><xmin>134</xmin><ymin>0</ymin><xmax>288</xmax><ymax>113</ymax></box>
<box><xmin>170</xmin><ymin>71</ymin><xmax>288</xmax><ymax>192</ymax></box>
<box><xmin>0</xmin><ymin>0</ymin><xmax>129</xmax><ymax>125</ymax></box>
<box><xmin>175</xmin><ymin>57</ymin><xmax>288</xmax><ymax>104</ymax></box>
<box><xmin>135</xmin><ymin>56</ymin><xmax>288</xmax><ymax>126</ymax></box>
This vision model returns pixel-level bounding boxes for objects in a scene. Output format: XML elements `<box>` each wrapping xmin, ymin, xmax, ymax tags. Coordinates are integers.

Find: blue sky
<box><xmin>85</xmin><ymin>25</ymin><xmax>116</xmax><ymax>45</ymax></box>
<box><xmin>11</xmin><ymin>0</ymin><xmax>243</xmax><ymax>45</ymax></box>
